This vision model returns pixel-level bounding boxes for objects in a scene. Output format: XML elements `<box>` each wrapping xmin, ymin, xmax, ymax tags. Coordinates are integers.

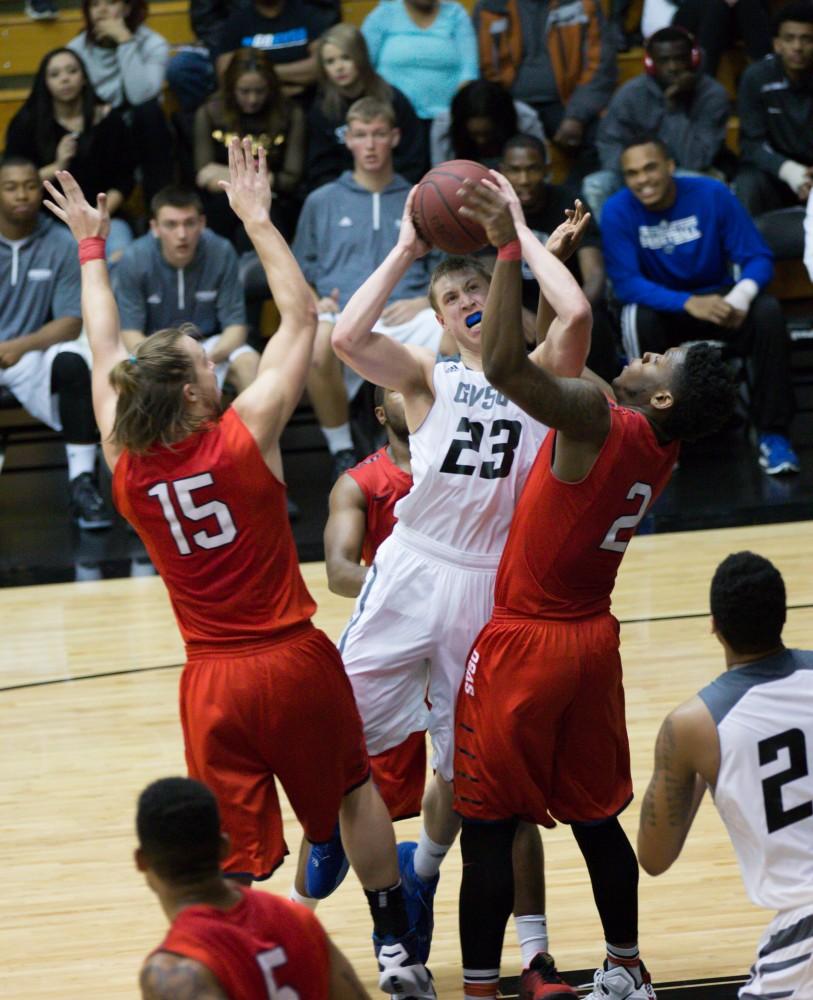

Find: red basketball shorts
<box><xmin>370</xmin><ymin>729</ymin><xmax>427</xmax><ymax>821</ymax></box>
<box><xmin>453</xmin><ymin>612</ymin><xmax>632</xmax><ymax>826</ymax></box>
<box><xmin>180</xmin><ymin>625</ymin><xmax>370</xmax><ymax>879</ymax></box>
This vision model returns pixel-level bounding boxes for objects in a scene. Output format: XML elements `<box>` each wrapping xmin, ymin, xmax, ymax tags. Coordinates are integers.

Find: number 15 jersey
<box><xmin>393</xmin><ymin>359</ymin><xmax>549</xmax><ymax>556</ymax></box>
<box><xmin>113</xmin><ymin>408</ymin><xmax>316</xmax><ymax>649</ymax></box>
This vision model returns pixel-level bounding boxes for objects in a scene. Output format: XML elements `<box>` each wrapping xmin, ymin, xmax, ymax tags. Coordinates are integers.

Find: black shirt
<box><xmin>216</xmin><ymin>1</ymin><xmax>334</xmax><ymax>61</ymax></box>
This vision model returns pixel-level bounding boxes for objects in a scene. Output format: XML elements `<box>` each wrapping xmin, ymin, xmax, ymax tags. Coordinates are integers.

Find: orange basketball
<box><xmin>412</xmin><ymin>159</ymin><xmax>491</xmax><ymax>254</ymax></box>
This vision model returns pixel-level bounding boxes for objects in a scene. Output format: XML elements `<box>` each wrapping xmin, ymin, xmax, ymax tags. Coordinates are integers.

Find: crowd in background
<box><xmin>4</xmin><ymin>0</ymin><xmax>813</xmax><ymax>528</ymax></box>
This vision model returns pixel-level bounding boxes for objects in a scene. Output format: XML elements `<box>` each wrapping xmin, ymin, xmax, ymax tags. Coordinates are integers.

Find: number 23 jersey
<box><xmin>393</xmin><ymin>359</ymin><xmax>550</xmax><ymax>556</ymax></box>
<box><xmin>495</xmin><ymin>401</ymin><xmax>679</xmax><ymax>620</ymax></box>
<box><xmin>112</xmin><ymin>407</ymin><xmax>317</xmax><ymax>648</ymax></box>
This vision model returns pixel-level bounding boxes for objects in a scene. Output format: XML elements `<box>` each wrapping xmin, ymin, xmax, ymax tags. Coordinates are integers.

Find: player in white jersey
<box><xmin>301</xmin><ymin>176</ymin><xmax>594</xmax><ymax>965</ymax></box>
<box><xmin>638</xmin><ymin>551</ymin><xmax>813</xmax><ymax>1000</ymax></box>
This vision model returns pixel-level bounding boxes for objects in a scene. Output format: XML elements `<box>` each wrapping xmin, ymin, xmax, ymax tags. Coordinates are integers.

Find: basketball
<box><xmin>412</xmin><ymin>159</ymin><xmax>491</xmax><ymax>254</ymax></box>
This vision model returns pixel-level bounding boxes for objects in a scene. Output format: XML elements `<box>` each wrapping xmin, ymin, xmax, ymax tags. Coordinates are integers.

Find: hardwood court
<box><xmin>3</xmin><ymin>520</ymin><xmax>812</xmax><ymax>999</ymax></box>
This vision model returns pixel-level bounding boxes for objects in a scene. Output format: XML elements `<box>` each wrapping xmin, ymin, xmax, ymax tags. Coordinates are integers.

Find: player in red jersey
<box><xmin>138</xmin><ymin>777</ymin><xmax>369</xmax><ymax>1000</ymax></box>
<box><xmin>299</xmin><ymin>386</ymin><xmax>419</xmax><ymax>903</ymax></box>
<box><xmin>44</xmin><ymin>141</ymin><xmax>435</xmax><ymax>999</ymax></box>
<box><xmin>450</xmin><ymin>176</ymin><xmax>737</xmax><ymax>1000</ymax></box>
<box><xmin>325</xmin><ymin>385</ymin><xmax>412</xmax><ymax>597</ymax></box>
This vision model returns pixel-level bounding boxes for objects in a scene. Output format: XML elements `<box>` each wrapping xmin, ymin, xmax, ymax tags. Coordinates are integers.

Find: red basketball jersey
<box><xmin>113</xmin><ymin>408</ymin><xmax>316</xmax><ymax>648</ymax></box>
<box><xmin>495</xmin><ymin>403</ymin><xmax>680</xmax><ymax>620</ymax></box>
<box><xmin>154</xmin><ymin>887</ymin><xmax>329</xmax><ymax>1000</ymax></box>
<box><xmin>346</xmin><ymin>446</ymin><xmax>413</xmax><ymax>564</ymax></box>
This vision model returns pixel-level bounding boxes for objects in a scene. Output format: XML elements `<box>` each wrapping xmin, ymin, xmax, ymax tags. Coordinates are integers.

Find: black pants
<box><xmin>622</xmin><ymin>295</ymin><xmax>795</xmax><ymax>432</ymax></box>
<box><xmin>673</xmin><ymin>0</ymin><xmax>771</xmax><ymax>76</ymax></box>
<box><xmin>735</xmin><ymin>168</ymin><xmax>806</xmax><ymax>260</ymax></box>
<box><xmin>50</xmin><ymin>351</ymin><xmax>97</xmax><ymax>444</ymax></box>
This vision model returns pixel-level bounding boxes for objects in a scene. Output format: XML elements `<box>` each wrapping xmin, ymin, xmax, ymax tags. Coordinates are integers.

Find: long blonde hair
<box><xmin>108</xmin><ymin>328</ymin><xmax>211</xmax><ymax>455</ymax></box>
<box><xmin>316</xmin><ymin>23</ymin><xmax>392</xmax><ymax>122</ymax></box>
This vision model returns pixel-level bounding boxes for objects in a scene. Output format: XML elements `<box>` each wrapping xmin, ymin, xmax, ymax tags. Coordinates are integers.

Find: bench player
<box><xmin>638</xmin><ymin>551</ymin><xmax>813</xmax><ymax>999</ymax></box>
<box><xmin>44</xmin><ymin>141</ymin><xmax>434</xmax><ymax>999</ymax></box>
<box><xmin>137</xmin><ymin>777</ymin><xmax>370</xmax><ymax>999</ymax></box>
<box><xmin>323</xmin><ymin>179</ymin><xmax>594</xmax><ymax>963</ymax></box>
<box><xmin>451</xmin><ymin>174</ymin><xmax>736</xmax><ymax>1000</ymax></box>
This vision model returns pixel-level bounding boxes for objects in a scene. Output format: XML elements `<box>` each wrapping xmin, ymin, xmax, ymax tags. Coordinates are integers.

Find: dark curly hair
<box><xmin>710</xmin><ymin>551</ymin><xmax>786</xmax><ymax>654</ymax></box>
<box><xmin>774</xmin><ymin>0</ymin><xmax>813</xmax><ymax>35</ymax></box>
<box><xmin>660</xmin><ymin>343</ymin><xmax>737</xmax><ymax>442</ymax></box>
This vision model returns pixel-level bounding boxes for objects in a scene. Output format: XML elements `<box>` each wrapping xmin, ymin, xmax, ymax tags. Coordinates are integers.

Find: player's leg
<box><xmin>513</xmin><ymin>823</ymin><xmax>550</xmax><ymax>966</ymax></box>
<box><xmin>307</xmin><ymin>318</ymin><xmax>355</xmax><ymax>477</ymax></box>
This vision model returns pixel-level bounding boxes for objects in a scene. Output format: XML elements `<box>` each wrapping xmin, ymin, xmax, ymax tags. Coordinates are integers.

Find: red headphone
<box><xmin>643</xmin><ymin>27</ymin><xmax>701</xmax><ymax>76</ymax></box>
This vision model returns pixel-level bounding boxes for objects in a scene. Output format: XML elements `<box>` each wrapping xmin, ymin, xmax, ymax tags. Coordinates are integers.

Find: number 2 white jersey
<box><xmin>698</xmin><ymin>649</ymin><xmax>813</xmax><ymax>912</ymax></box>
<box><xmin>393</xmin><ymin>359</ymin><xmax>549</xmax><ymax>556</ymax></box>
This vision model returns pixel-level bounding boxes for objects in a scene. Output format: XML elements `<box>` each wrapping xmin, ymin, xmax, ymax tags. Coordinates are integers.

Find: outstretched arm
<box><xmin>226</xmin><ymin>138</ymin><xmax>317</xmax><ymax>470</ymax></box>
<box><xmin>637</xmin><ymin>700</ymin><xmax>715</xmax><ymax>876</ymax></box>
<box><xmin>43</xmin><ymin>173</ymin><xmax>127</xmax><ymax>466</ymax></box>
<box><xmin>331</xmin><ymin>189</ymin><xmax>436</xmax><ymax>406</ymax></box>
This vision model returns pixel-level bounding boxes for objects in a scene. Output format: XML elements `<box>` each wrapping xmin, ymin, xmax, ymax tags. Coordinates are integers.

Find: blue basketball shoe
<box><xmin>305</xmin><ymin>822</ymin><xmax>349</xmax><ymax>899</ymax></box>
<box><xmin>397</xmin><ymin>841</ymin><xmax>439</xmax><ymax>964</ymax></box>
<box><xmin>374</xmin><ymin>929</ymin><xmax>436</xmax><ymax>999</ymax></box>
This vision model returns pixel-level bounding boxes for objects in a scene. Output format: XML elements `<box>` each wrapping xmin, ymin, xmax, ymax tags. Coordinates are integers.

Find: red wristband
<box><xmin>497</xmin><ymin>239</ymin><xmax>521</xmax><ymax>261</ymax></box>
<box><xmin>78</xmin><ymin>237</ymin><xmax>106</xmax><ymax>266</ymax></box>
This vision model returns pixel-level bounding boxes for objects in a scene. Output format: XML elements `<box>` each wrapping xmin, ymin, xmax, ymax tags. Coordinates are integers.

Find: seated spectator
<box><xmin>0</xmin><ymin>156</ymin><xmax>110</xmax><ymax>528</ymax></box>
<box><xmin>25</xmin><ymin>0</ymin><xmax>57</xmax><ymax>21</ymax></box>
<box><xmin>214</xmin><ymin>0</ymin><xmax>337</xmax><ymax>97</ymax></box>
<box><xmin>114</xmin><ymin>186</ymin><xmax>259</xmax><ymax>393</ymax></box>
<box><xmin>500</xmin><ymin>133</ymin><xmax>620</xmax><ymax>383</ymax></box>
<box><xmin>473</xmin><ymin>0</ymin><xmax>616</xmax><ymax>179</ymax></box>
<box><xmin>4</xmin><ymin>48</ymin><xmax>135</xmax><ymax>265</ymax></box>
<box><xmin>362</xmin><ymin>0</ymin><xmax>478</xmax><ymax>130</ymax></box>
<box><xmin>603</xmin><ymin>137</ymin><xmax>799</xmax><ymax>476</ymax></box>
<box><xmin>67</xmin><ymin>0</ymin><xmax>174</xmax><ymax>203</ymax></box>
<box><xmin>166</xmin><ymin>0</ymin><xmax>244</xmax><ymax>114</ymax></box>
<box><xmin>803</xmin><ymin>189</ymin><xmax>813</xmax><ymax>280</ymax></box>
<box><xmin>430</xmin><ymin>79</ymin><xmax>544</xmax><ymax>168</ymax></box>
<box><xmin>306</xmin><ymin>22</ymin><xmax>427</xmax><ymax>191</ymax></box>
<box><xmin>291</xmin><ymin>97</ymin><xmax>446</xmax><ymax>480</ymax></box>
<box><xmin>673</xmin><ymin>0</ymin><xmax>772</xmax><ymax>78</ymax></box>
<box><xmin>583</xmin><ymin>27</ymin><xmax>731</xmax><ymax>223</ymax></box>
<box><xmin>194</xmin><ymin>48</ymin><xmax>304</xmax><ymax>244</ymax></box>
<box><xmin>735</xmin><ymin>1</ymin><xmax>813</xmax><ymax>262</ymax></box>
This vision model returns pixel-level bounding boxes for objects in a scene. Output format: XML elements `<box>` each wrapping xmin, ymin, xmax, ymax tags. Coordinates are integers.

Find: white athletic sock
<box><xmin>606</xmin><ymin>942</ymin><xmax>642</xmax><ymax>985</ymax></box>
<box><xmin>413</xmin><ymin>829</ymin><xmax>450</xmax><ymax>881</ymax></box>
<box><xmin>66</xmin><ymin>443</ymin><xmax>97</xmax><ymax>481</ymax></box>
<box><xmin>515</xmin><ymin>914</ymin><xmax>548</xmax><ymax>967</ymax></box>
<box><xmin>321</xmin><ymin>422</ymin><xmax>353</xmax><ymax>455</ymax></box>
<box><xmin>289</xmin><ymin>886</ymin><xmax>319</xmax><ymax>911</ymax></box>
<box><xmin>462</xmin><ymin>968</ymin><xmax>500</xmax><ymax>999</ymax></box>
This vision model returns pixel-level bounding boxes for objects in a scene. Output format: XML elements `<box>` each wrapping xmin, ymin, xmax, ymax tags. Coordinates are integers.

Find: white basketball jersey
<box><xmin>393</xmin><ymin>359</ymin><xmax>549</xmax><ymax>556</ymax></box>
<box><xmin>699</xmin><ymin>649</ymin><xmax>813</xmax><ymax>912</ymax></box>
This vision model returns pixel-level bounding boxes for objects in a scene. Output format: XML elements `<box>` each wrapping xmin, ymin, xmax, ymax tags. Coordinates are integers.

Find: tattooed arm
<box><xmin>637</xmin><ymin>697</ymin><xmax>720</xmax><ymax>876</ymax></box>
<box><xmin>327</xmin><ymin>939</ymin><xmax>372</xmax><ymax>999</ymax></box>
<box><xmin>140</xmin><ymin>953</ymin><xmax>228</xmax><ymax>1000</ymax></box>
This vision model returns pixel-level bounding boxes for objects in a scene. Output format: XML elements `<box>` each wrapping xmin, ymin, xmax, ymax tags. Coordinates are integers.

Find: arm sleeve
<box><xmin>737</xmin><ymin>66</ymin><xmax>785</xmax><ymax>176</ymax></box>
<box><xmin>454</xmin><ymin>6</ymin><xmax>479</xmax><ymax>83</ymax></box>
<box><xmin>601</xmin><ymin>199</ymin><xmax>692</xmax><ymax>311</ymax></box>
<box><xmin>116</xmin><ymin>29</ymin><xmax>170</xmax><ymax>105</ymax></box>
<box><xmin>563</xmin><ymin>2</ymin><xmax>617</xmax><ymax>123</ymax></box>
<box><xmin>659</xmin><ymin>80</ymin><xmax>730</xmax><ymax>172</ymax></box>
<box><xmin>100</xmin><ymin>110</ymin><xmax>136</xmax><ymax>198</ymax></box>
<box><xmin>719</xmin><ymin>186</ymin><xmax>774</xmax><ymax>288</ymax></box>
<box><xmin>291</xmin><ymin>197</ymin><xmax>320</xmax><ymax>287</ymax></box>
<box><xmin>275</xmin><ymin>104</ymin><xmax>306</xmax><ymax>194</ymax></box>
<box><xmin>392</xmin><ymin>87</ymin><xmax>428</xmax><ymax>182</ymax></box>
<box><xmin>193</xmin><ymin>104</ymin><xmax>217</xmax><ymax>173</ymax></box>
<box><xmin>51</xmin><ymin>246</ymin><xmax>83</xmax><ymax>319</ymax></box>
<box><xmin>805</xmin><ymin>191</ymin><xmax>813</xmax><ymax>282</ymax></box>
<box><xmin>216</xmin><ymin>245</ymin><xmax>247</xmax><ymax>327</ymax></box>
<box><xmin>113</xmin><ymin>256</ymin><xmax>148</xmax><ymax>331</ymax></box>
<box><xmin>361</xmin><ymin>6</ymin><xmax>387</xmax><ymax>66</ymax></box>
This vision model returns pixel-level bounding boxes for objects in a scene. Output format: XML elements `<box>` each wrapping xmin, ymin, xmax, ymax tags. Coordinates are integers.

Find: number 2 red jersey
<box><xmin>494</xmin><ymin>402</ymin><xmax>680</xmax><ymax>620</ymax></box>
<box><xmin>153</xmin><ymin>887</ymin><xmax>330</xmax><ymax>1000</ymax></box>
<box><xmin>346</xmin><ymin>446</ymin><xmax>413</xmax><ymax>564</ymax></box>
<box><xmin>112</xmin><ymin>407</ymin><xmax>317</xmax><ymax>649</ymax></box>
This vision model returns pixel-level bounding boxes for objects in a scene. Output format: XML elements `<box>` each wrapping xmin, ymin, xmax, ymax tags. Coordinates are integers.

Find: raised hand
<box><xmin>458</xmin><ymin>176</ymin><xmax>517</xmax><ymax>248</ymax></box>
<box><xmin>219</xmin><ymin>137</ymin><xmax>272</xmax><ymax>226</ymax></box>
<box><xmin>400</xmin><ymin>186</ymin><xmax>433</xmax><ymax>259</ymax></box>
<box><xmin>43</xmin><ymin>171</ymin><xmax>110</xmax><ymax>241</ymax></box>
<box><xmin>486</xmin><ymin>168</ymin><xmax>528</xmax><ymax>231</ymax></box>
<box><xmin>545</xmin><ymin>200</ymin><xmax>591</xmax><ymax>262</ymax></box>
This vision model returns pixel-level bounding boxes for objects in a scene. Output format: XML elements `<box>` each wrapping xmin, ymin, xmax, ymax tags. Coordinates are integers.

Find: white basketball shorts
<box><xmin>740</xmin><ymin>904</ymin><xmax>813</xmax><ymax>998</ymax></box>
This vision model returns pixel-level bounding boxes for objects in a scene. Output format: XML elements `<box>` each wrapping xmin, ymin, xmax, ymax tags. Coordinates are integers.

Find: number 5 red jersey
<box><xmin>494</xmin><ymin>402</ymin><xmax>680</xmax><ymax>620</ymax></box>
<box><xmin>153</xmin><ymin>887</ymin><xmax>330</xmax><ymax>999</ymax></box>
<box><xmin>113</xmin><ymin>407</ymin><xmax>317</xmax><ymax>649</ymax></box>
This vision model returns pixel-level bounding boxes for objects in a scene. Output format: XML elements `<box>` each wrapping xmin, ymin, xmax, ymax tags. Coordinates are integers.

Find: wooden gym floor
<box><xmin>3</xmin><ymin>520</ymin><xmax>811</xmax><ymax>999</ymax></box>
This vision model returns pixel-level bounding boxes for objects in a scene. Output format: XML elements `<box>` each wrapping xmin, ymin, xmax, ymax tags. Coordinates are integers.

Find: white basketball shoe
<box><xmin>586</xmin><ymin>962</ymin><xmax>656</xmax><ymax>1000</ymax></box>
